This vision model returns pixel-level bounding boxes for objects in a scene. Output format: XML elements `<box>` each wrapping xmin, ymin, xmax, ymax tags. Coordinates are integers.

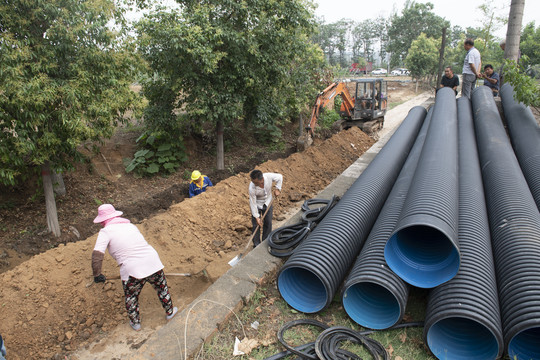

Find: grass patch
<box><xmin>202</xmin><ymin>280</ymin><xmax>436</xmax><ymax>359</ymax></box>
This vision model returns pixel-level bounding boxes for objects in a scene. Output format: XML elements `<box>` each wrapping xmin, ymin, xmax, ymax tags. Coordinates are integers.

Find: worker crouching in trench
<box><xmin>91</xmin><ymin>204</ymin><xmax>178</xmax><ymax>331</ymax></box>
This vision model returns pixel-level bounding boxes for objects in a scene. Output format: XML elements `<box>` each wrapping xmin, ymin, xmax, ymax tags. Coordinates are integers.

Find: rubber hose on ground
<box><xmin>267</xmin><ymin>221</ymin><xmax>313</xmax><ymax>257</ymax></box>
<box><xmin>385</xmin><ymin>87</ymin><xmax>460</xmax><ymax>288</ymax></box>
<box><xmin>342</xmin><ymin>106</ymin><xmax>433</xmax><ymax>329</ymax></box>
<box><xmin>423</xmin><ymin>97</ymin><xmax>504</xmax><ymax>360</ymax></box>
<box><xmin>472</xmin><ymin>85</ymin><xmax>540</xmax><ymax>360</ymax></box>
<box><xmin>277</xmin><ymin>106</ymin><xmax>426</xmax><ymax>313</ymax></box>
<box><xmin>500</xmin><ymin>83</ymin><xmax>540</xmax><ymax>211</ymax></box>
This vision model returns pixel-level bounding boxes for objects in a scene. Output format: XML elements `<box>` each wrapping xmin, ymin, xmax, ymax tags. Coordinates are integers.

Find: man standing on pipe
<box><xmin>461</xmin><ymin>38</ymin><xmax>482</xmax><ymax>99</ymax></box>
<box><xmin>249</xmin><ymin>170</ymin><xmax>282</xmax><ymax>248</ymax></box>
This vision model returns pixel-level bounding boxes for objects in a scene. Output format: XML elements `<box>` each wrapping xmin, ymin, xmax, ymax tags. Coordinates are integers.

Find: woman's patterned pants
<box><xmin>122</xmin><ymin>269</ymin><xmax>174</xmax><ymax>324</ymax></box>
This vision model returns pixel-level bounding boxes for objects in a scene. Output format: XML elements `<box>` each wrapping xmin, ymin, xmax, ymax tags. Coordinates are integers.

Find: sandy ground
<box><xmin>0</xmin><ymin>127</ymin><xmax>375</xmax><ymax>360</ymax></box>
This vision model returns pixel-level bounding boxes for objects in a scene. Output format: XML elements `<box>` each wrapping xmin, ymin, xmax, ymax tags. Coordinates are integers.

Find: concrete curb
<box><xmin>135</xmin><ymin>96</ymin><xmax>434</xmax><ymax>359</ymax></box>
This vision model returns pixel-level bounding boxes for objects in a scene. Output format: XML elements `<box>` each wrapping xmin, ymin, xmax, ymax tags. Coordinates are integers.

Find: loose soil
<box><xmin>0</xmin><ymin>80</ymin><xmax>423</xmax><ymax>359</ymax></box>
<box><xmin>0</xmin><ymin>126</ymin><xmax>376</xmax><ymax>359</ymax></box>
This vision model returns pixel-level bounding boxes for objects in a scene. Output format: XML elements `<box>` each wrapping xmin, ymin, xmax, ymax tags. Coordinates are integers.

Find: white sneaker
<box><xmin>129</xmin><ymin>320</ymin><xmax>141</xmax><ymax>331</ymax></box>
<box><xmin>166</xmin><ymin>307</ymin><xmax>178</xmax><ymax>321</ymax></box>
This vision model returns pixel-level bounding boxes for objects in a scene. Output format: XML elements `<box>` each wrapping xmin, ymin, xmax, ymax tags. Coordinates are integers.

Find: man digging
<box><xmin>91</xmin><ymin>204</ymin><xmax>178</xmax><ymax>331</ymax></box>
<box><xmin>248</xmin><ymin>170</ymin><xmax>283</xmax><ymax>248</ymax></box>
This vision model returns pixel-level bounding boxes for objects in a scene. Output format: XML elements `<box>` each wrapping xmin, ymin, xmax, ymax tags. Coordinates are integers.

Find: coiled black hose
<box><xmin>267</xmin><ymin>222</ymin><xmax>313</xmax><ymax>257</ymax></box>
<box><xmin>301</xmin><ymin>196</ymin><xmax>339</xmax><ymax>223</ymax></box>
<box><xmin>265</xmin><ymin>319</ymin><xmax>423</xmax><ymax>360</ymax></box>
<box><xmin>268</xmin><ymin>196</ymin><xmax>339</xmax><ymax>257</ymax></box>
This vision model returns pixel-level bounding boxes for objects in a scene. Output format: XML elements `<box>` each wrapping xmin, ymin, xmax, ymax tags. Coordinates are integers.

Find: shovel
<box><xmin>86</xmin><ymin>272</ymin><xmax>193</xmax><ymax>287</ymax></box>
<box><xmin>228</xmin><ymin>199</ymin><xmax>273</xmax><ymax>267</ymax></box>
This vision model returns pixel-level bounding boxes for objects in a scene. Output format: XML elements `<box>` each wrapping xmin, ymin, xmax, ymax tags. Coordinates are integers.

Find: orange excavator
<box><xmin>298</xmin><ymin>78</ymin><xmax>387</xmax><ymax>149</ymax></box>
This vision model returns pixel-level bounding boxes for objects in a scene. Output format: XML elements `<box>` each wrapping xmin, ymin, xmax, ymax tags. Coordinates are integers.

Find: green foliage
<box><xmin>503</xmin><ymin>58</ymin><xmax>540</xmax><ymax>110</ymax></box>
<box><xmin>125</xmin><ymin>130</ymin><xmax>188</xmax><ymax>176</ymax></box>
<box><xmin>405</xmin><ymin>33</ymin><xmax>439</xmax><ymax>79</ymax></box>
<box><xmin>520</xmin><ymin>22</ymin><xmax>540</xmax><ymax>66</ymax></box>
<box><xmin>388</xmin><ymin>1</ymin><xmax>449</xmax><ymax>67</ymax></box>
<box><xmin>136</xmin><ymin>0</ymin><xmax>327</xmax><ymax>156</ymax></box>
<box><xmin>318</xmin><ymin>109</ymin><xmax>341</xmax><ymax>130</ymax></box>
<box><xmin>0</xmin><ymin>0</ymin><xmax>145</xmax><ymax>186</ymax></box>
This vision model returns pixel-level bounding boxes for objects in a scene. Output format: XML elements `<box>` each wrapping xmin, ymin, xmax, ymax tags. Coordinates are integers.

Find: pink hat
<box><xmin>93</xmin><ymin>204</ymin><xmax>123</xmax><ymax>223</ymax></box>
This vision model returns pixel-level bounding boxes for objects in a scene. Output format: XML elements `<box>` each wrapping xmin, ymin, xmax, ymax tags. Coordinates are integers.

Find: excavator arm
<box><xmin>306</xmin><ymin>81</ymin><xmax>355</xmax><ymax>136</ymax></box>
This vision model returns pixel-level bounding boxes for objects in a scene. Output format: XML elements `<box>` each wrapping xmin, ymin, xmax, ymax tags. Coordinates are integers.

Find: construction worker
<box><xmin>91</xmin><ymin>204</ymin><xmax>178</xmax><ymax>331</ymax></box>
<box><xmin>189</xmin><ymin>170</ymin><xmax>213</xmax><ymax>198</ymax></box>
<box><xmin>249</xmin><ymin>170</ymin><xmax>283</xmax><ymax>247</ymax></box>
<box><xmin>0</xmin><ymin>334</ymin><xmax>6</xmax><ymax>360</ymax></box>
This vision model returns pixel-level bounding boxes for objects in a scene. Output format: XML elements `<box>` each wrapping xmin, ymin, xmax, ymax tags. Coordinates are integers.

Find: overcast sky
<box><xmin>314</xmin><ymin>0</ymin><xmax>539</xmax><ymax>39</ymax></box>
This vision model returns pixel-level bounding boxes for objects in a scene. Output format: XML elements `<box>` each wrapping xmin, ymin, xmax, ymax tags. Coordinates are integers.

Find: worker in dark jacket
<box><xmin>189</xmin><ymin>170</ymin><xmax>213</xmax><ymax>197</ymax></box>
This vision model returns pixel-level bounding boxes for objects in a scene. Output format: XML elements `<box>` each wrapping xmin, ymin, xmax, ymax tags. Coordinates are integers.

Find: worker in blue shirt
<box><xmin>1</xmin><ymin>334</ymin><xmax>6</xmax><ymax>360</ymax></box>
<box><xmin>189</xmin><ymin>170</ymin><xmax>213</xmax><ymax>197</ymax></box>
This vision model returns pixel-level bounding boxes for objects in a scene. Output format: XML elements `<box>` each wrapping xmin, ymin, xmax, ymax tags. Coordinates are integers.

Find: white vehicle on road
<box><xmin>371</xmin><ymin>68</ymin><xmax>388</xmax><ymax>75</ymax></box>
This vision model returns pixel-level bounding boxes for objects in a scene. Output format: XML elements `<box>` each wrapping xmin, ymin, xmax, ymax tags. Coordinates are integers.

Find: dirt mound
<box><xmin>0</xmin><ymin>127</ymin><xmax>373</xmax><ymax>359</ymax></box>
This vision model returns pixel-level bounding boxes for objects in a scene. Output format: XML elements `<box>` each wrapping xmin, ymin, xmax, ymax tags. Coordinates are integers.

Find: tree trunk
<box><xmin>504</xmin><ymin>0</ymin><xmax>525</xmax><ymax>62</ymax></box>
<box><xmin>436</xmin><ymin>27</ymin><xmax>447</xmax><ymax>91</ymax></box>
<box><xmin>52</xmin><ymin>171</ymin><xmax>66</xmax><ymax>196</ymax></box>
<box><xmin>216</xmin><ymin>120</ymin><xmax>224</xmax><ymax>170</ymax></box>
<box><xmin>42</xmin><ymin>162</ymin><xmax>61</xmax><ymax>237</ymax></box>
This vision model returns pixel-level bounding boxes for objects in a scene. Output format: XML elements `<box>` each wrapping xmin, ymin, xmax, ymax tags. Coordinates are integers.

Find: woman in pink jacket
<box><xmin>91</xmin><ymin>204</ymin><xmax>178</xmax><ymax>331</ymax></box>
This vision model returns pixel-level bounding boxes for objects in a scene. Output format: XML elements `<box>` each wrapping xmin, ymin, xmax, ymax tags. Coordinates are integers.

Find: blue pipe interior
<box><xmin>343</xmin><ymin>282</ymin><xmax>400</xmax><ymax>329</ymax></box>
<box><xmin>385</xmin><ymin>225</ymin><xmax>460</xmax><ymax>288</ymax></box>
<box><xmin>427</xmin><ymin>317</ymin><xmax>499</xmax><ymax>360</ymax></box>
<box><xmin>278</xmin><ymin>267</ymin><xmax>327</xmax><ymax>313</ymax></box>
<box><xmin>508</xmin><ymin>326</ymin><xmax>540</xmax><ymax>360</ymax></box>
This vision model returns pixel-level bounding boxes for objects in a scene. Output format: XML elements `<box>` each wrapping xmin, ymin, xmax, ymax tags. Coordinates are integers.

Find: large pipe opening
<box><xmin>385</xmin><ymin>225</ymin><xmax>460</xmax><ymax>288</ymax></box>
<box><xmin>343</xmin><ymin>282</ymin><xmax>400</xmax><ymax>329</ymax></box>
<box><xmin>278</xmin><ymin>267</ymin><xmax>327</xmax><ymax>313</ymax></box>
<box><xmin>508</xmin><ymin>327</ymin><xmax>540</xmax><ymax>360</ymax></box>
<box><xmin>427</xmin><ymin>317</ymin><xmax>500</xmax><ymax>360</ymax></box>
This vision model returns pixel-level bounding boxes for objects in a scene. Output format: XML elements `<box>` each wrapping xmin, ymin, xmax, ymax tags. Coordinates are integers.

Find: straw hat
<box><xmin>93</xmin><ymin>204</ymin><xmax>123</xmax><ymax>223</ymax></box>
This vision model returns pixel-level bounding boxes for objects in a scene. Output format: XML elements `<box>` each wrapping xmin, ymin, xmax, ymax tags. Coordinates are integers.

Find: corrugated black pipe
<box><xmin>277</xmin><ymin>106</ymin><xmax>427</xmax><ymax>313</ymax></box>
<box><xmin>500</xmin><ymin>83</ymin><xmax>540</xmax><ymax>211</ymax></box>
<box><xmin>341</xmin><ymin>107</ymin><xmax>433</xmax><ymax>329</ymax></box>
<box><xmin>472</xmin><ymin>85</ymin><xmax>540</xmax><ymax>360</ymax></box>
<box><xmin>424</xmin><ymin>97</ymin><xmax>504</xmax><ymax>360</ymax></box>
<box><xmin>384</xmin><ymin>87</ymin><xmax>460</xmax><ymax>288</ymax></box>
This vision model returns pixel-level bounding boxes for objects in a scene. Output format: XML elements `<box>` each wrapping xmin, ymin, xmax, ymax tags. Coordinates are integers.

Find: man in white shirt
<box><xmin>461</xmin><ymin>38</ymin><xmax>482</xmax><ymax>99</ymax></box>
<box><xmin>249</xmin><ymin>170</ymin><xmax>283</xmax><ymax>247</ymax></box>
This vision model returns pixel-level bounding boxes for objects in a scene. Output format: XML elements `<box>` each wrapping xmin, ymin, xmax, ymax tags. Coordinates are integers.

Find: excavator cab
<box><xmin>338</xmin><ymin>78</ymin><xmax>387</xmax><ymax>133</ymax></box>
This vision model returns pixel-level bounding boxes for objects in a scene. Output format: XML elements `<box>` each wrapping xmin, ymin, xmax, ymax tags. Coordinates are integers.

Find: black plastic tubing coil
<box><xmin>423</xmin><ymin>97</ymin><xmax>504</xmax><ymax>360</ymax></box>
<box><xmin>472</xmin><ymin>86</ymin><xmax>540</xmax><ymax>360</ymax></box>
<box><xmin>266</xmin><ymin>319</ymin><xmax>423</xmax><ymax>360</ymax></box>
<box><xmin>500</xmin><ymin>83</ymin><xmax>540</xmax><ymax>211</ymax></box>
<box><xmin>277</xmin><ymin>106</ymin><xmax>426</xmax><ymax>313</ymax></box>
<box><xmin>267</xmin><ymin>221</ymin><xmax>313</xmax><ymax>257</ymax></box>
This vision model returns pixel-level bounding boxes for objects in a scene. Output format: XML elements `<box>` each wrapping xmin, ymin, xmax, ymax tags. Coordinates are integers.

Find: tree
<box><xmin>387</xmin><ymin>1</ymin><xmax>449</xmax><ymax>67</ymax></box>
<box><xmin>352</xmin><ymin>19</ymin><xmax>377</xmax><ymax>62</ymax></box>
<box><xmin>520</xmin><ymin>22</ymin><xmax>540</xmax><ymax>65</ymax></box>
<box><xmin>136</xmin><ymin>0</ymin><xmax>326</xmax><ymax>170</ymax></box>
<box><xmin>0</xmin><ymin>0</ymin><xmax>143</xmax><ymax>236</ymax></box>
<box><xmin>504</xmin><ymin>0</ymin><xmax>525</xmax><ymax>62</ymax></box>
<box><xmin>502</xmin><ymin>0</ymin><xmax>539</xmax><ymax>110</ymax></box>
<box><xmin>405</xmin><ymin>33</ymin><xmax>439</xmax><ymax>91</ymax></box>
